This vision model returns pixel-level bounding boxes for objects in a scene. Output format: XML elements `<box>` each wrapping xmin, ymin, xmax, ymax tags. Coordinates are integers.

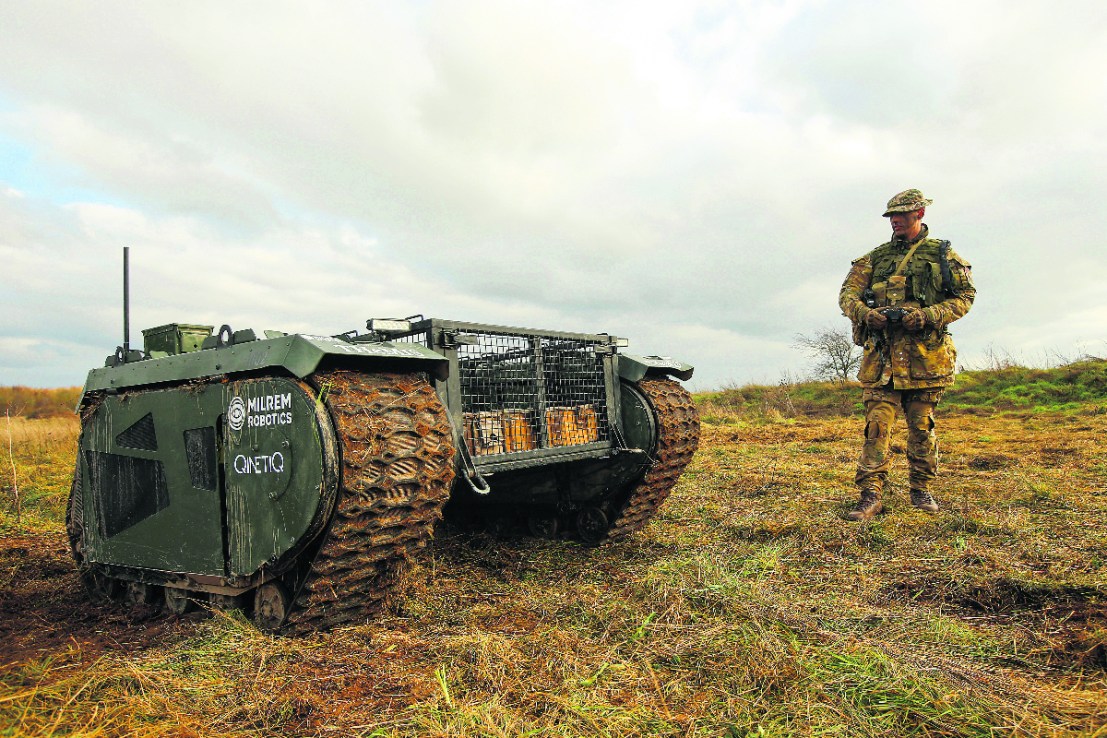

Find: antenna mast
<box><xmin>123</xmin><ymin>246</ymin><xmax>130</xmax><ymax>358</ymax></box>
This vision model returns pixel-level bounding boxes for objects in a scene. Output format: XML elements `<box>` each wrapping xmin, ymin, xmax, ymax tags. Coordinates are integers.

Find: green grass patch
<box><xmin>699</xmin><ymin>359</ymin><xmax>1107</xmax><ymax>421</ymax></box>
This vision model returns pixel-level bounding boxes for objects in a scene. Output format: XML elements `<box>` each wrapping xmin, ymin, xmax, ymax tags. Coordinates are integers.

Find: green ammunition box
<box><xmin>141</xmin><ymin>323</ymin><xmax>214</xmax><ymax>355</ymax></box>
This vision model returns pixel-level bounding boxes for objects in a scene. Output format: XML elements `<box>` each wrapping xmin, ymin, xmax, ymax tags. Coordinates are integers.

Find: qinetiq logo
<box><xmin>227</xmin><ymin>397</ymin><xmax>246</xmax><ymax>431</ymax></box>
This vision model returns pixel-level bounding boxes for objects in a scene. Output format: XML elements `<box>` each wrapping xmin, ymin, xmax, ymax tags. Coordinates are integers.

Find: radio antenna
<box><xmin>123</xmin><ymin>246</ymin><xmax>130</xmax><ymax>358</ymax></box>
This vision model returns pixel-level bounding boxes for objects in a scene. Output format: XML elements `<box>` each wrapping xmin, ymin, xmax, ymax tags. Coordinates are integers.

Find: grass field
<box><xmin>1</xmin><ymin>372</ymin><xmax>1105</xmax><ymax>737</ymax></box>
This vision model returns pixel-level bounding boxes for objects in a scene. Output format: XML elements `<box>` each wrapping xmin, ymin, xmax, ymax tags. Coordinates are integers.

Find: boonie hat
<box><xmin>883</xmin><ymin>189</ymin><xmax>932</xmax><ymax>217</ymax></box>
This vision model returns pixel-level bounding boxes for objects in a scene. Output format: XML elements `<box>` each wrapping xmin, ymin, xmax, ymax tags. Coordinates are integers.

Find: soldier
<box><xmin>839</xmin><ymin>189</ymin><xmax>975</xmax><ymax>521</ymax></box>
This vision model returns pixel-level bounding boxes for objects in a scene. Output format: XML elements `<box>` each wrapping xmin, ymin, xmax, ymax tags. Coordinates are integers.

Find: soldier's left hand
<box><xmin>902</xmin><ymin>307</ymin><xmax>927</xmax><ymax>331</ymax></box>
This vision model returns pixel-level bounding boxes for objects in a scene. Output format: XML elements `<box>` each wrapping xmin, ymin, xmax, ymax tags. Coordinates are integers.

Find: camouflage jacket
<box><xmin>839</xmin><ymin>225</ymin><xmax>976</xmax><ymax>389</ymax></box>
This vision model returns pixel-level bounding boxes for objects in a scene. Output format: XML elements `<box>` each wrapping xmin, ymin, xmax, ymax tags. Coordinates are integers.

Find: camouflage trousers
<box><xmin>855</xmin><ymin>386</ymin><xmax>944</xmax><ymax>492</ymax></box>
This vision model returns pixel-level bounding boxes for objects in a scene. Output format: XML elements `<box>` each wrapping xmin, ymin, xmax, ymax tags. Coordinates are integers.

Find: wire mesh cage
<box><xmin>390</xmin><ymin>322</ymin><xmax>611</xmax><ymax>458</ymax></box>
<box><xmin>457</xmin><ymin>331</ymin><xmax>609</xmax><ymax>456</ymax></box>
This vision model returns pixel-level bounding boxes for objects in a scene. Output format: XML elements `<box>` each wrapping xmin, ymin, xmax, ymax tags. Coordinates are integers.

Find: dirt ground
<box><xmin>0</xmin><ymin>532</ymin><xmax>201</xmax><ymax>667</ymax></box>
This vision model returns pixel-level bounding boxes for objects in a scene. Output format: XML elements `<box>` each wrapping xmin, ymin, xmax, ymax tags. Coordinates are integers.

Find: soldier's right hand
<box><xmin>864</xmin><ymin>309</ymin><xmax>888</xmax><ymax>329</ymax></box>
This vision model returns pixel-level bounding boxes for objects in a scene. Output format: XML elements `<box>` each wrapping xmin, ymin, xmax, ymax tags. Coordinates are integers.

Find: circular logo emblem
<box><xmin>227</xmin><ymin>397</ymin><xmax>246</xmax><ymax>432</ymax></box>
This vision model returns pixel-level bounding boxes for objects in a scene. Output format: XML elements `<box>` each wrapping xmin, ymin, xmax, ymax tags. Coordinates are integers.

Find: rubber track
<box><xmin>605</xmin><ymin>378</ymin><xmax>700</xmax><ymax>542</ymax></box>
<box><xmin>66</xmin><ymin>399</ymin><xmax>102</xmax><ymax>570</ymax></box>
<box><xmin>283</xmin><ymin>370</ymin><xmax>455</xmax><ymax>633</ymax></box>
<box><xmin>65</xmin><ymin>461</ymin><xmax>84</xmax><ymax>567</ymax></box>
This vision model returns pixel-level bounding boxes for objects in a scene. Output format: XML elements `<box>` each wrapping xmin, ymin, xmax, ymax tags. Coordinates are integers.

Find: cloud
<box><xmin>1</xmin><ymin>1</ymin><xmax>1105</xmax><ymax>389</ymax></box>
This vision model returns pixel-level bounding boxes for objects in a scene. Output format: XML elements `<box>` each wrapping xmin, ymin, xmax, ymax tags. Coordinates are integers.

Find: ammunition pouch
<box><xmin>909</xmin><ymin>329</ymin><xmax>956</xmax><ymax>380</ymax></box>
<box><xmin>885</xmin><ymin>275</ymin><xmax>907</xmax><ymax>306</ymax></box>
<box><xmin>857</xmin><ymin>336</ymin><xmax>885</xmax><ymax>384</ymax></box>
<box><xmin>869</xmin><ymin>275</ymin><xmax>907</xmax><ymax>310</ymax></box>
<box><xmin>871</xmin><ymin>280</ymin><xmax>888</xmax><ymax>306</ymax></box>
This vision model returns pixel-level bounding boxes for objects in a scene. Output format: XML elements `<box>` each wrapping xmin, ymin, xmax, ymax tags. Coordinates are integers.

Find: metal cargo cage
<box><xmin>390</xmin><ymin>319</ymin><xmax>618</xmax><ymax>468</ymax></box>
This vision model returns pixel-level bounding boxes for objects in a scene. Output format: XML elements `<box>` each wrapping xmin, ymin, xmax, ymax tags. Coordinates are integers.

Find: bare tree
<box><xmin>793</xmin><ymin>327</ymin><xmax>862</xmax><ymax>382</ymax></box>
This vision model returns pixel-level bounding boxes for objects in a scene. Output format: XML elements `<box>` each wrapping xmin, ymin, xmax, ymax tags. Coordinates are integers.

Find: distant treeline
<box><xmin>1</xmin><ymin>386</ymin><xmax>82</xmax><ymax>418</ymax></box>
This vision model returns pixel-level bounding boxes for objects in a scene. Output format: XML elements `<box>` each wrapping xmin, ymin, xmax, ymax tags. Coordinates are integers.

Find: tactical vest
<box><xmin>868</xmin><ymin>238</ymin><xmax>951</xmax><ymax>308</ymax></box>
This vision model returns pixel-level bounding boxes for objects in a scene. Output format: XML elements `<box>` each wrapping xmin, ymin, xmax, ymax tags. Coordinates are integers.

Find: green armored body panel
<box><xmin>69</xmin><ymin>318</ymin><xmax>699</xmax><ymax>632</ymax></box>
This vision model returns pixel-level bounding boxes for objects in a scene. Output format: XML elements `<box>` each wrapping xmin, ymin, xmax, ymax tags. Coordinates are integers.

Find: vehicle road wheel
<box><xmin>85</xmin><ymin>569</ymin><xmax>121</xmax><ymax>602</ymax></box>
<box><xmin>253</xmin><ymin>582</ymin><xmax>291</xmax><ymax>633</ymax></box>
<box><xmin>164</xmin><ymin>587</ymin><xmax>195</xmax><ymax>615</ymax></box>
<box><xmin>575</xmin><ymin>507</ymin><xmax>609</xmax><ymax>546</ymax></box>
<box><xmin>527</xmin><ymin>512</ymin><xmax>560</xmax><ymax>539</ymax></box>
<box><xmin>123</xmin><ymin>581</ymin><xmax>160</xmax><ymax>608</ymax></box>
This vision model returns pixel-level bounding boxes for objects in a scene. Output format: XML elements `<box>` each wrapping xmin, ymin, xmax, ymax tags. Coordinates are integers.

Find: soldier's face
<box><xmin>889</xmin><ymin>209</ymin><xmax>923</xmax><ymax>237</ymax></box>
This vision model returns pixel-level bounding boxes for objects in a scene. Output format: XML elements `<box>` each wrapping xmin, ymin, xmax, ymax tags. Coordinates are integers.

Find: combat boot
<box><xmin>847</xmin><ymin>483</ymin><xmax>883</xmax><ymax>522</ymax></box>
<box><xmin>910</xmin><ymin>488</ymin><xmax>939</xmax><ymax>512</ymax></box>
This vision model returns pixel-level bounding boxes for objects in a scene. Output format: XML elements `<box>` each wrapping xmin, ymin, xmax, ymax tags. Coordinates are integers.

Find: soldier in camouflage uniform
<box><xmin>839</xmin><ymin>189</ymin><xmax>975</xmax><ymax>521</ymax></box>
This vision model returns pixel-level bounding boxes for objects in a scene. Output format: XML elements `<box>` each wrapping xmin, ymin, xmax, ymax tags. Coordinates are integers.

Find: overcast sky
<box><xmin>2</xmin><ymin>0</ymin><xmax>1106</xmax><ymax>390</ymax></box>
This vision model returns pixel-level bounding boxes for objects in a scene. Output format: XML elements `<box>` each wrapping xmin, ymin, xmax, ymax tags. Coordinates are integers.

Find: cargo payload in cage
<box><xmin>545</xmin><ymin>404</ymin><xmax>599</xmax><ymax>447</ymax></box>
<box><xmin>463</xmin><ymin>409</ymin><xmax>538</xmax><ymax>456</ymax></box>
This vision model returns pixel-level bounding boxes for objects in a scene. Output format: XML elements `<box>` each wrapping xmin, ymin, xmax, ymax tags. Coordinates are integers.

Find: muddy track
<box><xmin>605</xmin><ymin>378</ymin><xmax>700</xmax><ymax>542</ymax></box>
<box><xmin>283</xmin><ymin>370</ymin><xmax>455</xmax><ymax>633</ymax></box>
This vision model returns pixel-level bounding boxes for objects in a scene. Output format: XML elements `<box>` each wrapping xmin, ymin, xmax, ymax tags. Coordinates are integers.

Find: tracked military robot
<box><xmin>69</xmin><ymin>256</ymin><xmax>700</xmax><ymax>632</ymax></box>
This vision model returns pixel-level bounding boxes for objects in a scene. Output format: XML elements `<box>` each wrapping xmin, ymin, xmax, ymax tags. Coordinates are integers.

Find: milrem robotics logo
<box><xmin>227</xmin><ymin>392</ymin><xmax>295</xmax><ymax>431</ymax></box>
<box><xmin>227</xmin><ymin>397</ymin><xmax>246</xmax><ymax>431</ymax></box>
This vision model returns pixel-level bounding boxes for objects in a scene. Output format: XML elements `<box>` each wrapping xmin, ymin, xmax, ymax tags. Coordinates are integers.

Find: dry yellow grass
<box><xmin>3</xmin><ymin>415</ymin><xmax>79</xmax><ymax>447</ymax></box>
<box><xmin>2</xmin><ymin>416</ymin><xmax>78</xmax><ymax>530</ymax></box>
<box><xmin>1</xmin><ymin>401</ymin><xmax>1105</xmax><ymax>737</ymax></box>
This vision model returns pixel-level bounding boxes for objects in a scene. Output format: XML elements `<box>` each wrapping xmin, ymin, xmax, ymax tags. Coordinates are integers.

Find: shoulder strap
<box><xmin>892</xmin><ymin>239</ymin><xmax>925</xmax><ymax>277</ymax></box>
